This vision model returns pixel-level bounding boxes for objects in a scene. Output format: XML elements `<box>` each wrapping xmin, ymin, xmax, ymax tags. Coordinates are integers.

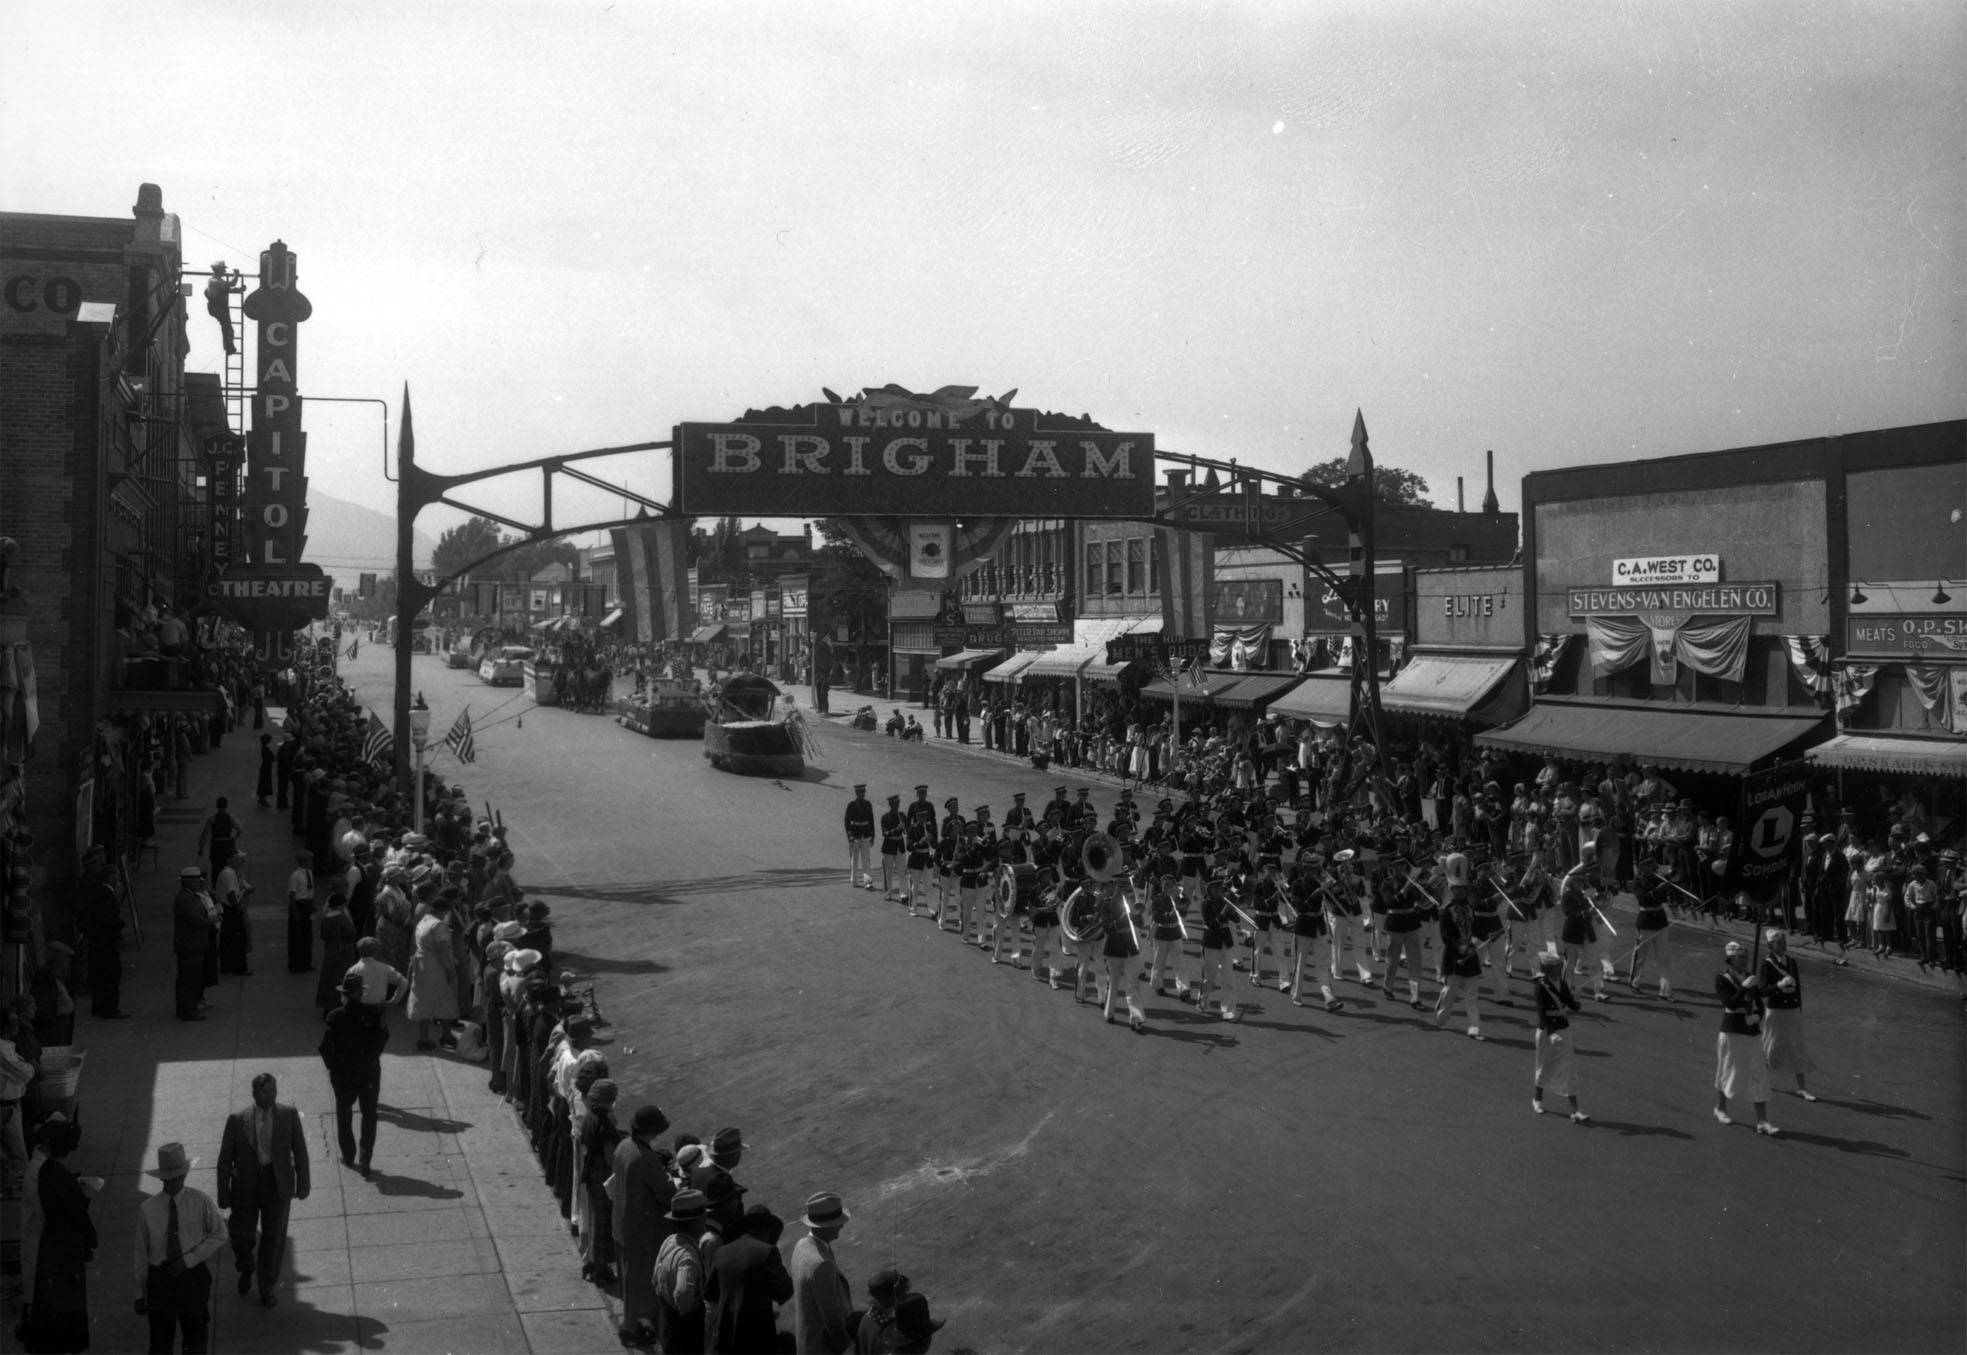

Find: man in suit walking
<box><xmin>215</xmin><ymin>1073</ymin><xmax>310</xmax><ymax>1307</ymax></box>
<box><xmin>610</xmin><ymin>1103</ymin><xmax>675</xmax><ymax>1347</ymax></box>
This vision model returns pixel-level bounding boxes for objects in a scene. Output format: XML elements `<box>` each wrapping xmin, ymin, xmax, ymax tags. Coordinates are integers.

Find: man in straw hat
<box><xmin>791</xmin><ymin>1190</ymin><xmax>854</xmax><ymax>1354</ymax></box>
<box><xmin>133</xmin><ymin>1142</ymin><xmax>228</xmax><ymax>1352</ymax></box>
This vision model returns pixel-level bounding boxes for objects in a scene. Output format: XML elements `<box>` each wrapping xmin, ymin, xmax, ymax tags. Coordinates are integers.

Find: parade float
<box><xmin>703</xmin><ymin>673</ymin><xmax>809</xmax><ymax>776</ymax></box>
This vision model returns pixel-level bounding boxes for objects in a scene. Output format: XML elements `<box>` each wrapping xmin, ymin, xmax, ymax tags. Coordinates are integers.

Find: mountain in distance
<box><xmin>303</xmin><ymin>490</ymin><xmax>438</xmax><ymax>588</ymax></box>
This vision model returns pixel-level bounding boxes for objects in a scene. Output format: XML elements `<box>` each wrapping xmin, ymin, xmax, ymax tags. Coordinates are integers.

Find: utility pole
<box><xmin>393</xmin><ymin>386</ymin><xmax>418</xmax><ymax>793</ymax></box>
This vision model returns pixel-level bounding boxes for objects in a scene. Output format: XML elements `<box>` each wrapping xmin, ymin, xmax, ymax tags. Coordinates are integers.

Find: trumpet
<box><xmin>1275</xmin><ymin>879</ymin><xmax>1299</xmax><ymax>928</ymax></box>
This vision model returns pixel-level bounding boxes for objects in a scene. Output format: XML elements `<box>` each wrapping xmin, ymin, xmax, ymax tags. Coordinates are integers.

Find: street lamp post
<box><xmin>408</xmin><ymin>692</ymin><xmax>431</xmax><ymax>833</ymax></box>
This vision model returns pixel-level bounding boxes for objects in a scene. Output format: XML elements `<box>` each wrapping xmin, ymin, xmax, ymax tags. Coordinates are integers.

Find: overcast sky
<box><xmin>8</xmin><ymin>0</ymin><xmax>1963</xmax><ymax>543</ymax></box>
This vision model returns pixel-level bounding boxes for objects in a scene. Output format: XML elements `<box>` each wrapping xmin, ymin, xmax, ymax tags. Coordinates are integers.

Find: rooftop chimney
<box><xmin>1482</xmin><ymin>450</ymin><xmax>1500</xmax><ymax>515</ymax></box>
<box><xmin>1457</xmin><ymin>476</ymin><xmax>1465</xmax><ymax>514</ymax></box>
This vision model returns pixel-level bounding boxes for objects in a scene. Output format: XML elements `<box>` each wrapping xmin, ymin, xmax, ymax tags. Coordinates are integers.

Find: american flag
<box><xmin>443</xmin><ymin>707</ymin><xmax>476</xmax><ymax>763</ymax></box>
<box><xmin>362</xmin><ymin>712</ymin><xmax>394</xmax><ymax>769</ymax></box>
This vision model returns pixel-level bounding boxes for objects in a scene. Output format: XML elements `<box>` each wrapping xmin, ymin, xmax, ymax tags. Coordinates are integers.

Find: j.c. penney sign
<box><xmin>674</xmin><ymin>387</ymin><xmax>1154</xmax><ymax>519</ymax></box>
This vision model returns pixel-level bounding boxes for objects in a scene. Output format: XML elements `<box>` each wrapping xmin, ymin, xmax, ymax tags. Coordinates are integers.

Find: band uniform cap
<box><xmin>974</xmin><ymin>805</ymin><xmax>989</xmax><ymax>816</ymax></box>
<box><xmin>1724</xmin><ymin>940</ymin><xmax>1746</xmax><ymax>957</ymax></box>
<box><xmin>1536</xmin><ymin>951</ymin><xmax>1564</xmax><ymax>969</ymax></box>
<box><xmin>914</xmin><ymin>785</ymin><xmax>929</xmax><ymax>792</ymax></box>
<box><xmin>180</xmin><ymin>866</ymin><xmax>205</xmax><ymax>880</ymax></box>
<box><xmin>1762</xmin><ymin>928</ymin><xmax>1785</xmax><ymax>944</ymax></box>
<box><xmin>895</xmin><ymin>1293</ymin><xmax>945</xmax><ymax>1340</ymax></box>
<box><xmin>944</xmin><ymin>798</ymin><xmax>960</xmax><ymax>809</ymax></box>
<box><xmin>887</xmin><ymin>794</ymin><xmax>901</xmax><ymax>803</ymax></box>
<box><xmin>149</xmin><ymin>1142</ymin><xmax>196</xmax><ymax>1179</ymax></box>
<box><xmin>712</xmin><ymin>1127</ymin><xmax>745</xmax><ymax>1155</ymax></box>
<box><xmin>801</xmin><ymin>1190</ymin><xmax>851</xmax><ymax>1229</ymax></box>
<box><xmin>1012</xmin><ymin>792</ymin><xmax>1026</xmax><ymax>800</ymax></box>
<box><xmin>853</xmin><ymin>784</ymin><xmax>867</xmax><ymax>792</ymax></box>
<box><xmin>665</xmin><ymin>1188</ymin><xmax>709</xmax><ymax>1223</ymax></box>
<box><xmin>1054</xmin><ymin>786</ymin><xmax>1067</xmax><ymax>795</ymax></box>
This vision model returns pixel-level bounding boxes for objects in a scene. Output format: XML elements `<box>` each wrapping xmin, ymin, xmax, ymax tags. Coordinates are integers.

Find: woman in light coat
<box><xmin>407</xmin><ymin>894</ymin><xmax>461</xmax><ymax>1050</ymax></box>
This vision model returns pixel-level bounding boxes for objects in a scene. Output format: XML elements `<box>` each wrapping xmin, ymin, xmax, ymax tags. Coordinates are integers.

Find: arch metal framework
<box><xmin>389</xmin><ymin>397</ymin><xmax>1390</xmax><ymax>800</ymax></box>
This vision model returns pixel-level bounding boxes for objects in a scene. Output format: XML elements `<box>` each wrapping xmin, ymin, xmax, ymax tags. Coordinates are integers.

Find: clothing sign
<box><xmin>1613</xmin><ymin>555</ymin><xmax>1720</xmax><ymax>585</ymax></box>
<box><xmin>1731</xmin><ymin>760</ymin><xmax>1810</xmax><ymax>901</ymax></box>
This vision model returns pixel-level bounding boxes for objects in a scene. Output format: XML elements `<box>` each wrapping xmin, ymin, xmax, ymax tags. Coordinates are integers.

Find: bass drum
<box><xmin>993</xmin><ymin>862</ymin><xmax>1039</xmax><ymax>917</ymax></box>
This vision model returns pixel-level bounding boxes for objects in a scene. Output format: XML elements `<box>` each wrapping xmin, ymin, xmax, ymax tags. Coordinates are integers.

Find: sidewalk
<box><xmin>823</xmin><ymin>709</ymin><xmax>1966</xmax><ymax>999</ymax></box>
<box><xmin>63</xmin><ymin>713</ymin><xmax>623</xmax><ymax>1354</ymax></box>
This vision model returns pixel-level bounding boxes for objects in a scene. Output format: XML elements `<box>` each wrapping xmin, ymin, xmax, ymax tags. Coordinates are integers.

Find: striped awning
<box><xmin>1806</xmin><ymin>733</ymin><xmax>1967</xmax><ymax>778</ymax></box>
<box><xmin>1024</xmin><ymin>648</ymin><xmax>1097</xmax><ymax>680</ymax></box>
<box><xmin>1211</xmin><ymin>674</ymin><xmax>1303</xmax><ymax>709</ymax></box>
<box><xmin>935</xmin><ymin>648</ymin><xmax>1004</xmax><ymax>671</ymax></box>
<box><xmin>983</xmin><ymin>650</ymin><xmax>1045</xmax><ymax>683</ymax></box>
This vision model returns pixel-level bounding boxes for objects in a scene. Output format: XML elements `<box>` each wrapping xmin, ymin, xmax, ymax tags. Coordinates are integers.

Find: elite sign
<box><xmin>674</xmin><ymin>387</ymin><xmax>1155</xmax><ymax>519</ymax></box>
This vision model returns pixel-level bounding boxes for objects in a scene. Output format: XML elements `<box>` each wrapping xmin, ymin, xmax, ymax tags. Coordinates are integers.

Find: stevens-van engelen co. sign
<box><xmin>674</xmin><ymin>387</ymin><xmax>1155</xmax><ymax>519</ymax></box>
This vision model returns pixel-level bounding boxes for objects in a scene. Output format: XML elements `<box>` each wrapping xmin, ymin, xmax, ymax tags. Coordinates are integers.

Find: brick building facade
<box><xmin>1</xmin><ymin>184</ymin><xmax>219</xmax><ymax>939</ymax></box>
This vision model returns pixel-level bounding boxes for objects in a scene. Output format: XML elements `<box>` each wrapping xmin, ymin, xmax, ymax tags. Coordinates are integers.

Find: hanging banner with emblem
<box><xmin>1730</xmin><ymin>760</ymin><xmax>1810</xmax><ymax>902</ymax></box>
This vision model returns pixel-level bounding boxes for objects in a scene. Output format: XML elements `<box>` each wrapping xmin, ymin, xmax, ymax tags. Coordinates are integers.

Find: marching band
<box><xmin>836</xmin><ymin>775</ymin><xmax>1842</xmax><ymax>1137</ymax></box>
<box><xmin>844</xmin><ymin>778</ymin><xmax>1648</xmax><ymax>1034</ymax></box>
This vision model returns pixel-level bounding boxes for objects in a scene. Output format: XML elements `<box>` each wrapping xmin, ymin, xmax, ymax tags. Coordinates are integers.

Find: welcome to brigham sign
<box><xmin>674</xmin><ymin>395</ymin><xmax>1156</xmax><ymax>519</ymax></box>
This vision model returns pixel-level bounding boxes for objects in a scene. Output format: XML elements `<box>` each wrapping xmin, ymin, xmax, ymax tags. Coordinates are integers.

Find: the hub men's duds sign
<box><xmin>675</xmin><ymin>385</ymin><xmax>1155</xmax><ymax>519</ymax></box>
<box><xmin>209</xmin><ymin>240</ymin><xmax>330</xmax><ymax>641</ymax></box>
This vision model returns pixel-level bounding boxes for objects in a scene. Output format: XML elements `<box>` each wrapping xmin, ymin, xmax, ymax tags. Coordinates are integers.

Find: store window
<box><xmin>1105</xmin><ymin>542</ymin><xmax>1124</xmax><ymax>596</ymax></box>
<box><xmin>1127</xmin><ymin>538</ymin><xmax>1147</xmax><ymax>594</ymax></box>
<box><xmin>1150</xmin><ymin>536</ymin><xmax>1162</xmax><ymax>595</ymax></box>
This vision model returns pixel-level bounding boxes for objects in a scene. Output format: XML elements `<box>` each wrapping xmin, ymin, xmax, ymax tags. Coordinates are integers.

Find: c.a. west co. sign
<box><xmin>1567</xmin><ymin>582</ymin><xmax>1779</xmax><ymax>617</ymax></box>
<box><xmin>675</xmin><ymin>385</ymin><xmax>1154</xmax><ymax>519</ymax></box>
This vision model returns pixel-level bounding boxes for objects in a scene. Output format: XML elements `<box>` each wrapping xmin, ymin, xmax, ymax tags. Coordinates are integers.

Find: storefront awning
<box><xmin>1379</xmin><ymin>652</ymin><xmax>1525</xmax><ymax>723</ymax></box>
<box><xmin>1805</xmin><ymin>733</ymin><xmax>1967</xmax><ymax>778</ymax></box>
<box><xmin>935</xmin><ymin>648</ymin><xmax>1004</xmax><ymax>671</ymax></box>
<box><xmin>982</xmin><ymin>650</ymin><xmax>1045</xmax><ymax>683</ymax></box>
<box><xmin>1024</xmin><ymin>648</ymin><xmax>1096</xmax><ymax>680</ymax></box>
<box><xmin>600</xmin><ymin>607</ymin><xmax>624</xmax><ymax>629</ymax></box>
<box><xmin>1073</xmin><ymin>614</ymin><xmax>1161</xmax><ymax>649</ymax></box>
<box><xmin>1082</xmin><ymin>657</ymin><xmax>1141</xmax><ymax>685</ymax></box>
<box><xmin>1212</xmin><ymin>673</ymin><xmax>1303</xmax><ymax>709</ymax></box>
<box><xmin>1476</xmin><ymin>702</ymin><xmax>1827</xmax><ymax>775</ymax></box>
<box><xmin>1138</xmin><ymin>670</ymin><xmax>1245</xmax><ymax>702</ymax></box>
<box><xmin>1266</xmin><ymin>676</ymin><xmax>1353</xmax><ymax>726</ymax></box>
<box><xmin>690</xmin><ymin>623</ymin><xmax>728</xmax><ymax>644</ymax></box>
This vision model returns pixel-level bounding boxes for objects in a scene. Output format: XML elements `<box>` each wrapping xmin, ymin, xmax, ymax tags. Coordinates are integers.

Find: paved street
<box><xmin>348</xmin><ymin>647</ymin><xmax>1965</xmax><ymax>1354</ymax></box>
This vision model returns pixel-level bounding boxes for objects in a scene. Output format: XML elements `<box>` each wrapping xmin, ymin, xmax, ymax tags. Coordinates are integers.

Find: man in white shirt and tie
<box><xmin>133</xmin><ymin>1142</ymin><xmax>229</xmax><ymax>1353</ymax></box>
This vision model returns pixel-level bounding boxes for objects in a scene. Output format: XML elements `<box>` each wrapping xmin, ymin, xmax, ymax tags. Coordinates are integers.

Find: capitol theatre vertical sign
<box><xmin>212</xmin><ymin>240</ymin><xmax>331</xmax><ymax>663</ymax></box>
